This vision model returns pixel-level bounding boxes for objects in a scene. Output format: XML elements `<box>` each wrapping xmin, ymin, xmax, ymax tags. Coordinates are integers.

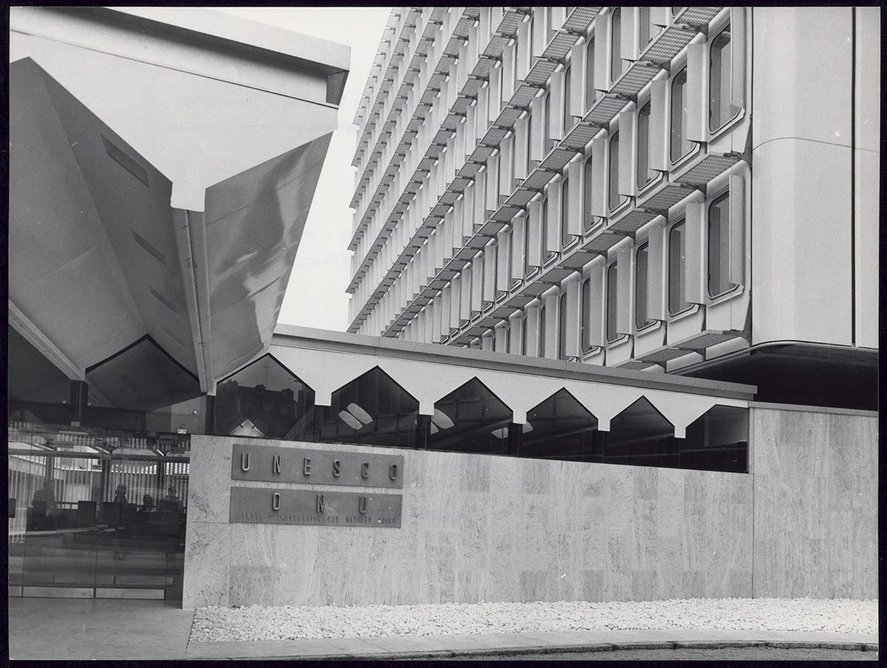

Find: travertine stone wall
<box><xmin>751</xmin><ymin>406</ymin><xmax>878</xmax><ymax>598</ymax></box>
<box><xmin>183</xmin><ymin>435</ymin><xmax>753</xmax><ymax>608</ymax></box>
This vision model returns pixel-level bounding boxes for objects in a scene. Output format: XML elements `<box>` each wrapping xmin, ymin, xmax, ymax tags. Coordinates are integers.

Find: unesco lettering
<box><xmin>239</xmin><ymin>451</ymin><xmax>399</xmax><ymax>483</ymax></box>
<box><xmin>231</xmin><ymin>444</ymin><xmax>404</xmax><ymax>489</ymax></box>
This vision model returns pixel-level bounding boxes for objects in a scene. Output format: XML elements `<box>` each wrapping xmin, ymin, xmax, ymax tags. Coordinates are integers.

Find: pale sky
<box><xmin>214</xmin><ymin>7</ymin><xmax>391</xmax><ymax>331</ymax></box>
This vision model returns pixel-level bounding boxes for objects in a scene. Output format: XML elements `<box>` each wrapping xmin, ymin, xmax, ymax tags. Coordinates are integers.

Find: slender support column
<box><xmin>70</xmin><ymin>380</ymin><xmax>89</xmax><ymax>426</ymax></box>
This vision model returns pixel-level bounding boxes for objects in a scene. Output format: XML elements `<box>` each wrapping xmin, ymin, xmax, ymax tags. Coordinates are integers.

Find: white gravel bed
<box><xmin>189</xmin><ymin>598</ymin><xmax>877</xmax><ymax>643</ymax></box>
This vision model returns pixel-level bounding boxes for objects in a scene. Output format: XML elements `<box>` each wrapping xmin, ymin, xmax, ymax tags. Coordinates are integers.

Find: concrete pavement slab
<box><xmin>8</xmin><ymin>597</ymin><xmax>879</xmax><ymax>662</ymax></box>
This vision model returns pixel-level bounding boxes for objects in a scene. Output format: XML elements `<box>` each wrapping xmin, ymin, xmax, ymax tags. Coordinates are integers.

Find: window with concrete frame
<box><xmin>707</xmin><ymin>191</ymin><xmax>732</xmax><ymax>297</ymax></box>
<box><xmin>670</xmin><ymin>67</ymin><xmax>693</xmax><ymax>163</ymax></box>
<box><xmin>709</xmin><ymin>22</ymin><xmax>732</xmax><ymax>131</ymax></box>
<box><xmin>668</xmin><ymin>220</ymin><xmax>690</xmax><ymax>314</ymax></box>
<box><xmin>606</xmin><ymin>262</ymin><xmax>619</xmax><ymax>341</ymax></box>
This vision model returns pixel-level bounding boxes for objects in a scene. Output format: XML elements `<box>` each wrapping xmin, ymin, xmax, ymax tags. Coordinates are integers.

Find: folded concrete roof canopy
<box><xmin>8</xmin><ymin>7</ymin><xmax>351</xmax><ymax>409</ymax></box>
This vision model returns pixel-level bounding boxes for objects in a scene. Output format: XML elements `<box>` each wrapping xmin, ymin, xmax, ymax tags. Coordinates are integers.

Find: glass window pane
<box><xmin>606</xmin><ymin>262</ymin><xmax>619</xmax><ymax>341</ymax></box>
<box><xmin>521</xmin><ymin>314</ymin><xmax>528</xmax><ymax>355</ymax></box>
<box><xmin>539</xmin><ymin>304</ymin><xmax>546</xmax><ymax>356</ymax></box>
<box><xmin>561</xmin><ymin>177</ymin><xmax>570</xmax><ymax>246</ymax></box>
<box><xmin>585</xmin><ymin>38</ymin><xmax>595</xmax><ymax>109</ymax></box>
<box><xmin>637</xmin><ymin>101</ymin><xmax>652</xmax><ymax>188</ymax></box>
<box><xmin>709</xmin><ymin>25</ymin><xmax>732</xmax><ymax>130</ymax></box>
<box><xmin>523</xmin><ymin>215</ymin><xmax>530</xmax><ymax>275</ymax></box>
<box><xmin>522</xmin><ymin>389</ymin><xmax>599</xmax><ymax>461</ymax></box>
<box><xmin>708</xmin><ymin>192</ymin><xmax>731</xmax><ymax>296</ymax></box>
<box><xmin>638</xmin><ymin>7</ymin><xmax>651</xmax><ymax>48</ymax></box>
<box><xmin>558</xmin><ymin>291</ymin><xmax>568</xmax><ymax>359</ymax></box>
<box><xmin>580</xmin><ymin>278</ymin><xmax>590</xmax><ymax>350</ymax></box>
<box><xmin>583</xmin><ymin>156</ymin><xmax>595</xmax><ymax>230</ymax></box>
<box><xmin>610</xmin><ymin>8</ymin><xmax>623</xmax><ymax>83</ymax></box>
<box><xmin>668</xmin><ymin>222</ymin><xmax>689</xmax><ymax>314</ymax></box>
<box><xmin>216</xmin><ymin>355</ymin><xmax>315</xmax><ymax>440</ymax></box>
<box><xmin>670</xmin><ymin>68</ymin><xmax>692</xmax><ymax>163</ymax></box>
<box><xmin>608</xmin><ymin>131</ymin><xmax>620</xmax><ymax>211</ymax></box>
<box><xmin>544</xmin><ymin>92</ymin><xmax>554</xmax><ymax>151</ymax></box>
<box><xmin>635</xmin><ymin>243</ymin><xmax>650</xmax><ymax>328</ymax></box>
<box><xmin>563</xmin><ymin>65</ymin><xmax>572</xmax><ymax>131</ymax></box>
<box><xmin>428</xmin><ymin>378</ymin><xmax>512</xmax><ymax>455</ymax></box>
<box><xmin>317</xmin><ymin>367</ymin><xmax>419</xmax><ymax>448</ymax></box>
<box><xmin>541</xmin><ymin>196</ymin><xmax>549</xmax><ymax>258</ymax></box>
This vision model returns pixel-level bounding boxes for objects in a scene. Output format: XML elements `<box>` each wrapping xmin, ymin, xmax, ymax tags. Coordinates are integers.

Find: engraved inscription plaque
<box><xmin>231</xmin><ymin>443</ymin><xmax>404</xmax><ymax>489</ymax></box>
<box><xmin>229</xmin><ymin>487</ymin><xmax>402</xmax><ymax>528</ymax></box>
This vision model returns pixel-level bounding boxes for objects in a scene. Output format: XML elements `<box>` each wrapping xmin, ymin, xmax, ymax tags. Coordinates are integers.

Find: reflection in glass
<box><xmin>610</xmin><ymin>8</ymin><xmax>623</xmax><ymax>83</ymax></box>
<box><xmin>427</xmin><ymin>378</ymin><xmax>513</xmax><ymax>454</ymax></box>
<box><xmin>583</xmin><ymin>155</ymin><xmax>595</xmax><ymax>230</ymax></box>
<box><xmin>709</xmin><ymin>24</ymin><xmax>732</xmax><ymax>130</ymax></box>
<box><xmin>606</xmin><ymin>262</ymin><xmax>619</xmax><ymax>342</ymax></box>
<box><xmin>636</xmin><ymin>101</ymin><xmax>654</xmax><ymax>188</ymax></box>
<box><xmin>708</xmin><ymin>192</ymin><xmax>732</xmax><ymax>296</ymax></box>
<box><xmin>8</xmin><ymin>424</ymin><xmax>189</xmax><ymax>601</ymax></box>
<box><xmin>635</xmin><ymin>243</ymin><xmax>651</xmax><ymax>329</ymax></box>
<box><xmin>539</xmin><ymin>303</ymin><xmax>547</xmax><ymax>357</ymax></box>
<box><xmin>681</xmin><ymin>405</ymin><xmax>748</xmax><ymax>472</ymax></box>
<box><xmin>585</xmin><ymin>38</ymin><xmax>596</xmax><ymax>109</ymax></box>
<box><xmin>560</xmin><ymin>177</ymin><xmax>571</xmax><ymax>246</ymax></box>
<box><xmin>668</xmin><ymin>221</ymin><xmax>689</xmax><ymax>314</ymax></box>
<box><xmin>580</xmin><ymin>277</ymin><xmax>591</xmax><ymax>351</ymax></box>
<box><xmin>215</xmin><ymin>354</ymin><xmax>315</xmax><ymax>440</ymax></box>
<box><xmin>315</xmin><ymin>367</ymin><xmax>419</xmax><ymax>448</ymax></box>
<box><xmin>670</xmin><ymin>68</ymin><xmax>692</xmax><ymax>163</ymax></box>
<box><xmin>558</xmin><ymin>291</ymin><xmax>568</xmax><ymax>360</ymax></box>
<box><xmin>563</xmin><ymin>65</ymin><xmax>572</xmax><ymax>132</ymax></box>
<box><xmin>603</xmin><ymin>397</ymin><xmax>677</xmax><ymax>466</ymax></box>
<box><xmin>521</xmin><ymin>389</ymin><xmax>599</xmax><ymax>461</ymax></box>
<box><xmin>608</xmin><ymin>131</ymin><xmax>621</xmax><ymax>211</ymax></box>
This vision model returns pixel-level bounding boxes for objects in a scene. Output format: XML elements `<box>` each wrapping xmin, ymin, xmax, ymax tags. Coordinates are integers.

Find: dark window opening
<box><xmin>709</xmin><ymin>24</ymin><xmax>732</xmax><ymax>131</ymax></box>
<box><xmin>521</xmin><ymin>389</ymin><xmax>599</xmax><ymax>461</ymax></box>
<box><xmin>558</xmin><ymin>291</ymin><xmax>568</xmax><ymax>360</ymax></box>
<box><xmin>608</xmin><ymin>131</ymin><xmax>621</xmax><ymax>211</ymax></box>
<box><xmin>668</xmin><ymin>221</ymin><xmax>690</xmax><ymax>314</ymax></box>
<box><xmin>561</xmin><ymin>177</ymin><xmax>571</xmax><ymax>246</ymax></box>
<box><xmin>606</xmin><ymin>262</ymin><xmax>619</xmax><ymax>342</ymax></box>
<box><xmin>427</xmin><ymin>378</ymin><xmax>513</xmax><ymax>455</ymax></box>
<box><xmin>670</xmin><ymin>68</ymin><xmax>693</xmax><ymax>163</ymax></box>
<box><xmin>637</xmin><ymin>101</ymin><xmax>654</xmax><ymax>188</ymax></box>
<box><xmin>610</xmin><ymin>8</ymin><xmax>624</xmax><ymax>83</ymax></box>
<box><xmin>580</xmin><ymin>277</ymin><xmax>591</xmax><ymax>351</ymax></box>
<box><xmin>314</xmin><ymin>367</ymin><xmax>419</xmax><ymax>449</ymax></box>
<box><xmin>583</xmin><ymin>155</ymin><xmax>596</xmax><ymax>230</ymax></box>
<box><xmin>708</xmin><ymin>192</ymin><xmax>732</xmax><ymax>297</ymax></box>
<box><xmin>635</xmin><ymin>242</ymin><xmax>652</xmax><ymax>329</ymax></box>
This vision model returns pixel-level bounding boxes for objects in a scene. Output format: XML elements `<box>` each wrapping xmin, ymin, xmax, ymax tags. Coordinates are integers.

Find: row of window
<box><xmin>355</xmin><ymin>7</ymin><xmax>743</xmax><ymax>333</ymax></box>
<box><xmin>215</xmin><ymin>357</ymin><xmax>749</xmax><ymax>474</ymax></box>
<box><xmin>399</xmin><ymin>181</ymin><xmax>742</xmax><ymax>355</ymax></box>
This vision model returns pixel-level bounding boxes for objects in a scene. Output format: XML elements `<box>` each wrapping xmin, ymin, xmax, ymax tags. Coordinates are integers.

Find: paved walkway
<box><xmin>7</xmin><ymin>598</ymin><xmax>879</xmax><ymax>661</ymax></box>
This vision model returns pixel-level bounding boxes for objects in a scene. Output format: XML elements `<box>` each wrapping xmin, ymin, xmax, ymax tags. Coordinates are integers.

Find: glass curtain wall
<box><xmin>8</xmin><ymin>423</ymin><xmax>189</xmax><ymax>600</ymax></box>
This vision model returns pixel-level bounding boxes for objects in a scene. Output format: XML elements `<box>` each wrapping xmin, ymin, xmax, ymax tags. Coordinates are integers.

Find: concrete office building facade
<box><xmin>345</xmin><ymin>6</ymin><xmax>878</xmax><ymax>410</ymax></box>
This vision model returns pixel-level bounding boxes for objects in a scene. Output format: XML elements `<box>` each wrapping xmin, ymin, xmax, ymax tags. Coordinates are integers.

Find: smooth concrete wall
<box><xmin>183</xmin><ymin>435</ymin><xmax>754</xmax><ymax>608</ymax></box>
<box><xmin>751</xmin><ymin>405</ymin><xmax>878</xmax><ymax>599</ymax></box>
<box><xmin>853</xmin><ymin>7</ymin><xmax>880</xmax><ymax>350</ymax></box>
<box><xmin>751</xmin><ymin>7</ymin><xmax>854</xmax><ymax>347</ymax></box>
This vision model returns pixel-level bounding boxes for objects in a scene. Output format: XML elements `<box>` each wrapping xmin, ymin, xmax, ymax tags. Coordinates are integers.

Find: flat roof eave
<box><xmin>103</xmin><ymin>7</ymin><xmax>350</xmax><ymax>73</ymax></box>
<box><xmin>270</xmin><ymin>325</ymin><xmax>758</xmax><ymax>402</ymax></box>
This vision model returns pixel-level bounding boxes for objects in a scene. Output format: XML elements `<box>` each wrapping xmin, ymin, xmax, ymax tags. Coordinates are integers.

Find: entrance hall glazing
<box><xmin>8</xmin><ymin>423</ymin><xmax>189</xmax><ymax>601</ymax></box>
